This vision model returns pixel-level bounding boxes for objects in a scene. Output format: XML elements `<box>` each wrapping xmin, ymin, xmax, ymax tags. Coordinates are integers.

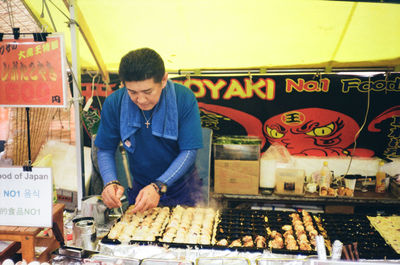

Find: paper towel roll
<box><xmin>260</xmin><ymin>159</ymin><xmax>276</xmax><ymax>188</ymax></box>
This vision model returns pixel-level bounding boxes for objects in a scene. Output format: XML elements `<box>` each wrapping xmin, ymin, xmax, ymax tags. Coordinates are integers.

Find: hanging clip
<box><xmin>385</xmin><ymin>71</ymin><xmax>391</xmax><ymax>81</ymax></box>
<box><xmin>248</xmin><ymin>71</ymin><xmax>253</xmax><ymax>89</ymax></box>
<box><xmin>12</xmin><ymin>27</ymin><xmax>20</xmax><ymax>40</ymax></box>
<box><xmin>23</xmin><ymin>160</ymin><xmax>32</xmax><ymax>172</ymax></box>
<box><xmin>33</xmin><ymin>32</ymin><xmax>49</xmax><ymax>42</ymax></box>
<box><xmin>313</xmin><ymin>71</ymin><xmax>320</xmax><ymax>80</ymax></box>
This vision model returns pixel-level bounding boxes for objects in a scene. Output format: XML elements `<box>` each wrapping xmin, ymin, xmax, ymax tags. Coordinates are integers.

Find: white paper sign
<box><xmin>0</xmin><ymin>167</ymin><xmax>53</xmax><ymax>227</ymax></box>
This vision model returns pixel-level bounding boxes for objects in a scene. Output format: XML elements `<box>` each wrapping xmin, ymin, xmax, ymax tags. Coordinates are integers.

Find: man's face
<box><xmin>125</xmin><ymin>73</ymin><xmax>168</xmax><ymax>111</ymax></box>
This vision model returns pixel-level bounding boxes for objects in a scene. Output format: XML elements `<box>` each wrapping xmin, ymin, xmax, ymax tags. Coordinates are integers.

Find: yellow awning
<box><xmin>23</xmin><ymin>0</ymin><xmax>400</xmax><ymax>73</ymax></box>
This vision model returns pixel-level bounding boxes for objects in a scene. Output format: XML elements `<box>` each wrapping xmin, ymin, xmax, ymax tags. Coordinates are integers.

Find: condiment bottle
<box><xmin>320</xmin><ymin>161</ymin><xmax>331</xmax><ymax>188</ymax></box>
<box><xmin>375</xmin><ymin>161</ymin><xmax>386</xmax><ymax>193</ymax></box>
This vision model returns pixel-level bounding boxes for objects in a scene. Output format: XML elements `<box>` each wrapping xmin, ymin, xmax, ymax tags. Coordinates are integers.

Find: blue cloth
<box><xmin>120</xmin><ymin>80</ymin><xmax>179</xmax><ymax>152</ymax></box>
<box><xmin>95</xmin><ymin>80</ymin><xmax>203</xmax><ymax>203</ymax></box>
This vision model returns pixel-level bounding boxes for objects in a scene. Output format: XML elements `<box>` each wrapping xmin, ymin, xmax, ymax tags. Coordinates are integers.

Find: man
<box><xmin>95</xmin><ymin>48</ymin><xmax>203</xmax><ymax>213</ymax></box>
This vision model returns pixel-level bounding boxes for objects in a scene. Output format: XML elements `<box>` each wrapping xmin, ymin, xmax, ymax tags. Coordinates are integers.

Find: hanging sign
<box><xmin>79</xmin><ymin>73</ymin><xmax>400</xmax><ymax>159</ymax></box>
<box><xmin>0</xmin><ymin>34</ymin><xmax>67</xmax><ymax>108</ymax></box>
<box><xmin>0</xmin><ymin>167</ymin><xmax>53</xmax><ymax>227</ymax></box>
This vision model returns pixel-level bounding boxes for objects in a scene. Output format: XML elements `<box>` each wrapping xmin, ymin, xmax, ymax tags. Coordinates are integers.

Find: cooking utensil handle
<box><xmin>119</xmin><ymin>143</ymin><xmax>132</xmax><ymax>189</ymax></box>
<box><xmin>52</xmin><ymin>221</ymin><xmax>65</xmax><ymax>247</ymax></box>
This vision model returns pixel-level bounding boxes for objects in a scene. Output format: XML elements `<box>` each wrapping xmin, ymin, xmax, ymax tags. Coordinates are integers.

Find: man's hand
<box><xmin>132</xmin><ymin>184</ymin><xmax>160</xmax><ymax>213</ymax></box>
<box><xmin>101</xmin><ymin>184</ymin><xmax>124</xmax><ymax>208</ymax></box>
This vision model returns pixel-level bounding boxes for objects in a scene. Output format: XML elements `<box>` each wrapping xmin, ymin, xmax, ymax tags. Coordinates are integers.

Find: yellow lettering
<box><xmin>184</xmin><ymin>79</ymin><xmax>205</xmax><ymax>97</ymax></box>
<box><xmin>244</xmin><ymin>78</ymin><xmax>266</xmax><ymax>99</ymax></box>
<box><xmin>51</xmin><ymin>40</ymin><xmax>59</xmax><ymax>50</ymax></box>
<box><xmin>203</xmin><ymin>79</ymin><xmax>226</xmax><ymax>100</ymax></box>
<box><xmin>223</xmin><ymin>79</ymin><xmax>246</xmax><ymax>99</ymax></box>
<box><xmin>42</xmin><ymin>42</ymin><xmax>50</xmax><ymax>53</ymax></box>
<box><xmin>18</xmin><ymin>51</ymin><xmax>26</xmax><ymax>60</ymax></box>
<box><xmin>35</xmin><ymin>45</ymin><xmax>42</xmax><ymax>55</ymax></box>
<box><xmin>265</xmin><ymin>78</ymin><xmax>276</xmax><ymax>100</ymax></box>
<box><xmin>26</xmin><ymin>48</ymin><xmax>34</xmax><ymax>58</ymax></box>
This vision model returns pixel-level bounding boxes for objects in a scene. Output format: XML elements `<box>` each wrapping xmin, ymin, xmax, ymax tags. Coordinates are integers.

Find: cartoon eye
<box><xmin>266</xmin><ymin>126</ymin><xmax>284</xmax><ymax>139</ymax></box>
<box><xmin>306</xmin><ymin>123</ymin><xmax>335</xmax><ymax>137</ymax></box>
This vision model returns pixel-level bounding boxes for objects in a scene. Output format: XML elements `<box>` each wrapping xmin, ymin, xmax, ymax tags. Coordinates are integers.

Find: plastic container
<box><xmin>375</xmin><ymin>161</ymin><xmax>386</xmax><ymax>193</ymax></box>
<box><xmin>319</xmin><ymin>161</ymin><xmax>332</xmax><ymax>188</ymax></box>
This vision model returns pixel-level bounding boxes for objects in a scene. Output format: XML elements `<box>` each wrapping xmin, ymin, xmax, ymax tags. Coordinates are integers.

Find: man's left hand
<box><xmin>132</xmin><ymin>184</ymin><xmax>160</xmax><ymax>213</ymax></box>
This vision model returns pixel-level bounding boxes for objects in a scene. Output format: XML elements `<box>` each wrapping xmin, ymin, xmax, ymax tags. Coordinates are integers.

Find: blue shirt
<box><xmin>95</xmin><ymin>81</ymin><xmax>203</xmax><ymax>186</ymax></box>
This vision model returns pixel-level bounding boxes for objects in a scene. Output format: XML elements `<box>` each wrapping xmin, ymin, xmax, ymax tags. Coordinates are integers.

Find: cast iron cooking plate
<box><xmin>265</xmin><ymin>210</ymin><xmax>319</xmax><ymax>255</ymax></box>
<box><xmin>213</xmin><ymin>209</ymin><xmax>320</xmax><ymax>255</ymax></box>
<box><xmin>316</xmin><ymin>213</ymin><xmax>400</xmax><ymax>259</ymax></box>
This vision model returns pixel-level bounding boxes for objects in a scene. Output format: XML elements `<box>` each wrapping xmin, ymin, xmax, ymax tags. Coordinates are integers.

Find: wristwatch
<box><xmin>152</xmin><ymin>181</ymin><xmax>167</xmax><ymax>196</ymax></box>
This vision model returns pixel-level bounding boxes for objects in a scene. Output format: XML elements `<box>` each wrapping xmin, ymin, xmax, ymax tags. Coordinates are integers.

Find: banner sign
<box><xmin>0</xmin><ymin>167</ymin><xmax>53</xmax><ymax>227</ymax></box>
<box><xmin>80</xmin><ymin>73</ymin><xmax>400</xmax><ymax>159</ymax></box>
<box><xmin>0</xmin><ymin>34</ymin><xmax>67</xmax><ymax>108</ymax></box>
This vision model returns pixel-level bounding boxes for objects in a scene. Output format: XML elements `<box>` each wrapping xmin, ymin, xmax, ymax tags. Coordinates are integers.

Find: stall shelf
<box><xmin>212</xmin><ymin>190</ymin><xmax>400</xmax><ymax>214</ymax></box>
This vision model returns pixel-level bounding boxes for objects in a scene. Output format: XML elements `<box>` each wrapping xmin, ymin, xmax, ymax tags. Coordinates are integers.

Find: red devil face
<box><xmin>263</xmin><ymin>108</ymin><xmax>360</xmax><ymax>156</ymax></box>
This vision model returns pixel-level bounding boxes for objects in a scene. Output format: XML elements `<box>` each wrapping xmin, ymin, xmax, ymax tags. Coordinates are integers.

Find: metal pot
<box><xmin>72</xmin><ymin>217</ymin><xmax>97</xmax><ymax>250</ymax></box>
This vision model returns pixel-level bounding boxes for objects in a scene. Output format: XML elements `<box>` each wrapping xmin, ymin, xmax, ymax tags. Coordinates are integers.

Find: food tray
<box><xmin>101</xmin><ymin>207</ymin><xmax>326</xmax><ymax>256</ymax></box>
<box><xmin>101</xmin><ymin>205</ymin><xmax>219</xmax><ymax>249</ymax></box>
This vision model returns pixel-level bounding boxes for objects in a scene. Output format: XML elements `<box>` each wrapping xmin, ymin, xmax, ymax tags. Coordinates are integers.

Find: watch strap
<box><xmin>153</xmin><ymin>180</ymin><xmax>167</xmax><ymax>195</ymax></box>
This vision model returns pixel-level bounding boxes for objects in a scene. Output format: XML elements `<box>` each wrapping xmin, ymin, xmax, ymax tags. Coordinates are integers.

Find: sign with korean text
<box><xmin>0</xmin><ymin>34</ymin><xmax>67</xmax><ymax>107</ymax></box>
<box><xmin>0</xmin><ymin>167</ymin><xmax>53</xmax><ymax>227</ymax></box>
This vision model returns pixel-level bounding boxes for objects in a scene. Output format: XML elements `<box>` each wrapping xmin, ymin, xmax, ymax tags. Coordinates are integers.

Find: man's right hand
<box><xmin>101</xmin><ymin>184</ymin><xmax>124</xmax><ymax>208</ymax></box>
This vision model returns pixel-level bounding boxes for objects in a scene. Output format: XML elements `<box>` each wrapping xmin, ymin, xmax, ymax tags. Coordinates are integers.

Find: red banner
<box><xmin>0</xmin><ymin>34</ymin><xmax>67</xmax><ymax>107</ymax></box>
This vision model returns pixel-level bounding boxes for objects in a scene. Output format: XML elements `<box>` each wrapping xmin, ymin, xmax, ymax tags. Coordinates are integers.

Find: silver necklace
<box><xmin>141</xmin><ymin>109</ymin><xmax>155</xmax><ymax>128</ymax></box>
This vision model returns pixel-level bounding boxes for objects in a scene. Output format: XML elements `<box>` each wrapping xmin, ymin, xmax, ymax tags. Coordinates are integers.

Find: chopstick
<box><xmin>342</xmin><ymin>243</ymin><xmax>359</xmax><ymax>261</ymax></box>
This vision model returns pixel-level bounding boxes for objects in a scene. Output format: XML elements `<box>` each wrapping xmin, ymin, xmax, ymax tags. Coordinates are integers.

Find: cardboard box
<box><xmin>214</xmin><ymin>136</ymin><xmax>261</xmax><ymax>161</ymax></box>
<box><xmin>214</xmin><ymin>160</ymin><xmax>260</xmax><ymax>195</ymax></box>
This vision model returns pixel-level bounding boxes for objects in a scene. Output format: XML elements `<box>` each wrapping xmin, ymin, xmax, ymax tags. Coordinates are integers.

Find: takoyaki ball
<box><xmin>286</xmin><ymin>240</ymin><xmax>299</xmax><ymax>250</ymax></box>
<box><xmin>301</xmin><ymin>210</ymin><xmax>310</xmax><ymax>217</ymax></box>
<box><xmin>294</xmin><ymin>224</ymin><xmax>305</xmax><ymax>232</ymax></box>
<box><xmin>268</xmin><ymin>238</ymin><xmax>284</xmax><ymax>249</ymax></box>
<box><xmin>285</xmin><ymin>234</ymin><xmax>295</xmax><ymax>242</ymax></box>
<box><xmin>303</xmin><ymin>215</ymin><xmax>313</xmax><ymax>222</ymax></box>
<box><xmin>242</xmin><ymin>235</ymin><xmax>253</xmax><ymax>243</ymax></box>
<box><xmin>299</xmin><ymin>242</ymin><xmax>312</xmax><ymax>251</ymax></box>
<box><xmin>282</xmin><ymin>225</ymin><xmax>293</xmax><ymax>231</ymax></box>
<box><xmin>243</xmin><ymin>240</ymin><xmax>254</xmax><ymax>247</ymax></box>
<box><xmin>345</xmin><ymin>188</ymin><xmax>354</xmax><ymax>196</ymax></box>
<box><xmin>255</xmin><ymin>235</ymin><xmax>266</xmax><ymax>248</ymax></box>
<box><xmin>296</xmin><ymin>229</ymin><xmax>306</xmax><ymax>237</ymax></box>
<box><xmin>327</xmin><ymin>188</ymin><xmax>335</xmax><ymax>196</ymax></box>
<box><xmin>309</xmin><ymin>229</ymin><xmax>318</xmax><ymax>238</ymax></box>
<box><xmin>283</xmin><ymin>230</ymin><xmax>293</xmax><ymax>238</ymax></box>
<box><xmin>229</xmin><ymin>239</ymin><xmax>242</xmax><ymax>247</ymax></box>
<box><xmin>270</xmin><ymin>230</ymin><xmax>282</xmax><ymax>239</ymax></box>
<box><xmin>305</xmin><ymin>224</ymin><xmax>315</xmax><ymax>232</ymax></box>
<box><xmin>297</xmin><ymin>233</ymin><xmax>308</xmax><ymax>242</ymax></box>
<box><xmin>292</xmin><ymin>220</ymin><xmax>303</xmax><ymax>227</ymax></box>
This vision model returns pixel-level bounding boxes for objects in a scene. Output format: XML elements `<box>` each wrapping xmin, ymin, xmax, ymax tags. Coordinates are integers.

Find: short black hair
<box><xmin>118</xmin><ymin>48</ymin><xmax>165</xmax><ymax>83</ymax></box>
